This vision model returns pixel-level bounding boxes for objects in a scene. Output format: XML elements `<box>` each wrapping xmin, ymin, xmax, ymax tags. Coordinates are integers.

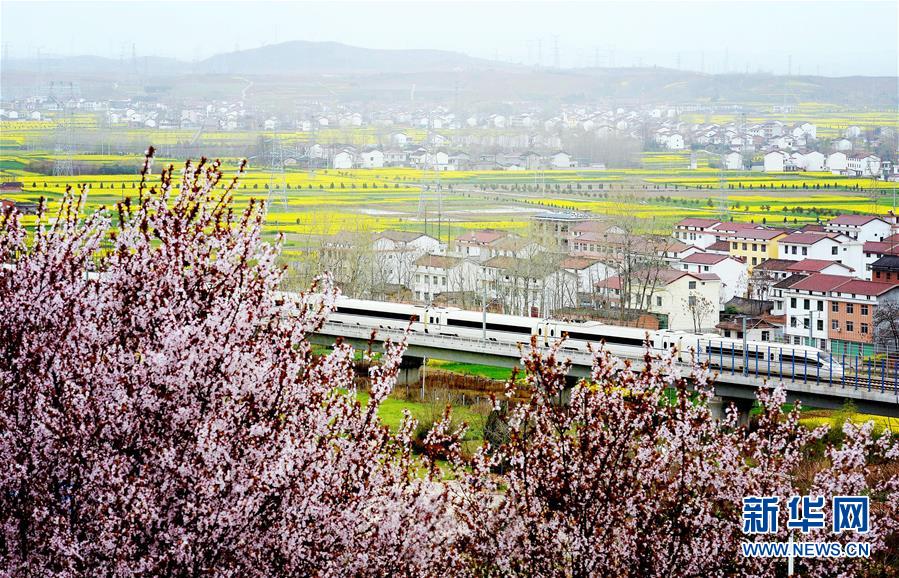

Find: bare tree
<box><xmin>684</xmin><ymin>293</ymin><xmax>717</xmax><ymax>334</ymax></box>
<box><xmin>874</xmin><ymin>301</ymin><xmax>899</xmax><ymax>352</ymax></box>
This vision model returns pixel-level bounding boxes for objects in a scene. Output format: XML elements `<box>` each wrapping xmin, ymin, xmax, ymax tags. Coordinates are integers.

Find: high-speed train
<box><xmin>313</xmin><ymin>297</ymin><xmax>844</xmax><ymax>380</ymax></box>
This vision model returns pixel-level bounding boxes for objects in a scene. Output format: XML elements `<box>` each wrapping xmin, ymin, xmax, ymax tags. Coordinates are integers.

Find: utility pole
<box><xmin>482</xmin><ymin>279</ymin><xmax>488</xmax><ymax>340</ymax></box>
<box><xmin>742</xmin><ymin>316</ymin><xmax>748</xmax><ymax>375</ymax></box>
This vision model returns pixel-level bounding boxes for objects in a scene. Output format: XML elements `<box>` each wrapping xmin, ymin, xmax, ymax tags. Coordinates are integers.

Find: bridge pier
<box><xmin>396</xmin><ymin>356</ymin><xmax>425</xmax><ymax>387</ymax></box>
<box><xmin>708</xmin><ymin>396</ymin><xmax>755</xmax><ymax>427</ymax></box>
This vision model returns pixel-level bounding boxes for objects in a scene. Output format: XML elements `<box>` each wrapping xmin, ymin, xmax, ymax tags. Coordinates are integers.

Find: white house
<box><xmin>454</xmin><ymin>230</ymin><xmax>511</xmax><ymax>262</ymax></box>
<box><xmin>724</xmin><ymin>151</ymin><xmax>744</xmax><ymax>170</ymax></box>
<box><xmin>332</xmin><ymin>149</ymin><xmax>356</xmax><ymax>169</ymax></box>
<box><xmin>827</xmin><ymin>152</ymin><xmax>848</xmax><ymax>174</ymax></box>
<box><xmin>373</xmin><ymin>231</ymin><xmax>441</xmax><ymax>286</ymax></box>
<box><xmin>597</xmin><ymin>269</ymin><xmax>720</xmax><ymax>332</ymax></box>
<box><xmin>550</xmin><ymin>151</ymin><xmax>576</xmax><ymax>169</ymax></box>
<box><xmin>411</xmin><ymin>254</ymin><xmax>480</xmax><ymax>302</ymax></box>
<box><xmin>847</xmin><ymin>154</ymin><xmax>881</xmax><ymax>177</ymax></box>
<box><xmin>799</xmin><ymin>151</ymin><xmax>826</xmax><ymax>172</ymax></box>
<box><xmin>782</xmin><ymin>273</ymin><xmax>849</xmax><ymax>349</ymax></box>
<box><xmin>480</xmin><ymin>256</ymin><xmax>578</xmax><ymax>317</ymax></box>
<box><xmin>678</xmin><ymin>253</ymin><xmax>749</xmax><ymax>306</ymax></box>
<box><xmin>390</xmin><ymin>132</ymin><xmax>409</xmax><ymax>147</ymax></box>
<box><xmin>764</xmin><ymin>150</ymin><xmax>796</xmax><ymax>172</ymax></box>
<box><xmin>832</xmin><ymin>139</ymin><xmax>853</xmax><ymax>152</ymax></box>
<box><xmin>778</xmin><ymin>231</ymin><xmax>865</xmax><ymax>278</ymax></box>
<box><xmin>825</xmin><ymin>214</ymin><xmax>891</xmax><ymax>243</ymax></box>
<box><xmin>359</xmin><ymin>148</ymin><xmax>385</xmax><ymax>169</ymax></box>
<box><xmin>672</xmin><ymin>217</ymin><xmax>722</xmax><ymax>248</ymax></box>
<box><xmin>666</xmin><ymin>133</ymin><xmax>686</xmax><ymax>150</ymax></box>
<box><xmin>560</xmin><ymin>256</ymin><xmax>616</xmax><ymax>293</ymax></box>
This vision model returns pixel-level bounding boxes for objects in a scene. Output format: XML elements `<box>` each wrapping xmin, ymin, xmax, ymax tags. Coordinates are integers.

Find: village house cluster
<box><xmin>317</xmin><ymin>209</ymin><xmax>899</xmax><ymax>358</ymax></box>
<box><xmin>4</xmin><ymin>94</ymin><xmax>894</xmax><ymax>177</ymax></box>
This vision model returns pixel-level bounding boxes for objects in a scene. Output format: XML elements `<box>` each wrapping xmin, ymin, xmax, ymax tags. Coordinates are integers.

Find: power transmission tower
<box><xmin>266</xmin><ymin>132</ymin><xmax>287</xmax><ymax>208</ymax></box>
<box><xmin>552</xmin><ymin>35</ymin><xmax>560</xmax><ymax>69</ymax></box>
<box><xmin>50</xmin><ymin>81</ymin><xmax>78</xmax><ymax>177</ymax></box>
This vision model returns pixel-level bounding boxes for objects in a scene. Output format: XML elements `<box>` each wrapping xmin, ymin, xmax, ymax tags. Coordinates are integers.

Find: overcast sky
<box><xmin>2</xmin><ymin>0</ymin><xmax>897</xmax><ymax>76</ymax></box>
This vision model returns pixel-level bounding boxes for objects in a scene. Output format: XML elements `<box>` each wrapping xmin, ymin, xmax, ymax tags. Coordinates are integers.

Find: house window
<box><xmin>803</xmin><ymin>318</ymin><xmax>810</xmax><ymax>329</ymax></box>
<box><xmin>656</xmin><ymin>296</ymin><xmax>663</xmax><ymax>306</ymax></box>
<box><xmin>832</xmin><ymin>302</ymin><xmax>839</xmax><ymax>313</ymax></box>
<box><xmin>861</xmin><ymin>323</ymin><xmax>869</xmax><ymax>334</ymax></box>
<box><xmin>791</xmin><ymin>246</ymin><xmax>797</xmax><ymax>254</ymax></box>
<box><xmin>794</xmin><ymin>336</ymin><xmax>801</xmax><ymax>345</ymax></box>
<box><xmin>817</xmin><ymin>301</ymin><xmax>824</xmax><ymax>312</ymax></box>
<box><xmin>725</xmin><ymin>330</ymin><xmax>731</xmax><ymax>338</ymax></box>
<box><xmin>817</xmin><ymin>320</ymin><xmax>824</xmax><ymax>331</ymax></box>
<box><xmin>761</xmin><ymin>244</ymin><xmax>767</xmax><ymax>251</ymax></box>
<box><xmin>761</xmin><ymin>331</ymin><xmax>769</xmax><ymax>341</ymax></box>
<box><xmin>790</xmin><ymin>297</ymin><xmax>797</xmax><ymax>308</ymax></box>
<box><xmin>688</xmin><ymin>296</ymin><xmax>696</xmax><ymax>306</ymax></box>
<box><xmin>832</xmin><ymin>320</ymin><xmax>839</xmax><ymax>331</ymax></box>
<box><xmin>790</xmin><ymin>317</ymin><xmax>797</xmax><ymax>328</ymax></box>
<box><xmin>861</xmin><ymin>305</ymin><xmax>869</xmax><ymax>315</ymax></box>
<box><xmin>689</xmin><ymin>281</ymin><xmax>697</xmax><ymax>289</ymax></box>
<box><xmin>742</xmin><ymin>243</ymin><xmax>748</xmax><ymax>251</ymax></box>
<box><xmin>847</xmin><ymin>303</ymin><xmax>854</xmax><ymax>314</ymax></box>
<box><xmin>832</xmin><ymin>246</ymin><xmax>839</xmax><ymax>255</ymax></box>
<box><xmin>732</xmin><ymin>242</ymin><xmax>738</xmax><ymax>250</ymax></box>
<box><xmin>752</xmin><ymin>244</ymin><xmax>758</xmax><ymax>251</ymax></box>
<box><xmin>804</xmin><ymin>299</ymin><xmax>810</xmax><ymax>310</ymax></box>
<box><xmin>683</xmin><ymin>264</ymin><xmax>689</xmax><ymax>270</ymax></box>
<box><xmin>847</xmin><ymin>321</ymin><xmax>854</xmax><ymax>332</ymax></box>
<box><xmin>801</xmin><ymin>247</ymin><xmax>808</xmax><ymax>256</ymax></box>
<box><xmin>752</xmin><ymin>257</ymin><xmax>758</xmax><ymax>265</ymax></box>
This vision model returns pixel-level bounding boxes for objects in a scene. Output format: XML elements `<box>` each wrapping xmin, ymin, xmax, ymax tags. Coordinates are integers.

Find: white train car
<box><xmin>324</xmin><ymin>298</ymin><xmax>844</xmax><ymax>381</ymax></box>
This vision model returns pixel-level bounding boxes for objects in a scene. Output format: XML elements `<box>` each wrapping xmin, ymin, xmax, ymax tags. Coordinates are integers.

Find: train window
<box><xmin>566</xmin><ymin>330</ymin><xmax>643</xmax><ymax>347</ymax></box>
<box><xmin>446</xmin><ymin>318</ymin><xmax>530</xmax><ymax>334</ymax></box>
<box><xmin>335</xmin><ymin>306</ymin><xmax>420</xmax><ymax>323</ymax></box>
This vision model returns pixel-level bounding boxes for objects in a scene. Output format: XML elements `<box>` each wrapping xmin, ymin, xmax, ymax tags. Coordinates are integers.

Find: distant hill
<box><xmin>2</xmin><ymin>41</ymin><xmax>896</xmax><ymax>107</ymax></box>
<box><xmin>197</xmin><ymin>40</ymin><xmax>505</xmax><ymax>74</ymax></box>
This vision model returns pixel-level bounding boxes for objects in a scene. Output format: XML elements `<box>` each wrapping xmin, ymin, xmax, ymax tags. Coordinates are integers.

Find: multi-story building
<box><xmin>727</xmin><ymin>229</ymin><xmax>787</xmax><ymax>269</ymax></box>
<box><xmin>411</xmin><ymin>254</ymin><xmax>480</xmax><ymax>303</ymax></box>
<box><xmin>672</xmin><ymin>217</ymin><xmax>722</xmax><ymax>248</ymax></box>
<box><xmin>778</xmin><ymin>231</ymin><xmax>865</xmax><ymax>277</ymax></box>
<box><xmin>870</xmin><ymin>255</ymin><xmax>899</xmax><ymax>284</ymax></box>
<box><xmin>782</xmin><ymin>274</ymin><xmax>849</xmax><ymax>349</ymax></box>
<box><xmin>596</xmin><ymin>269</ymin><xmax>721</xmax><ymax>331</ymax></box>
<box><xmin>828</xmin><ymin>279</ymin><xmax>899</xmax><ymax>356</ymax></box>
<box><xmin>677</xmin><ymin>252</ymin><xmax>748</xmax><ymax>306</ymax></box>
<box><xmin>825</xmin><ymin>214</ymin><xmax>891</xmax><ymax>242</ymax></box>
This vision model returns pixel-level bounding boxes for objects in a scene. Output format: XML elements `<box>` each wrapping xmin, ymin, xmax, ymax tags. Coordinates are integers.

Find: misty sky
<box><xmin>2</xmin><ymin>0</ymin><xmax>897</xmax><ymax>76</ymax></box>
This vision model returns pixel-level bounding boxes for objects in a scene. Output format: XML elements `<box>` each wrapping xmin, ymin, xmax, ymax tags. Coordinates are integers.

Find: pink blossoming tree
<box><xmin>1</xmin><ymin>151</ymin><xmax>896</xmax><ymax>577</ymax></box>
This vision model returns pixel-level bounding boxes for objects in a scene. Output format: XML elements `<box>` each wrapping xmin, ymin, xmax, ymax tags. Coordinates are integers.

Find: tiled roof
<box><xmin>681</xmin><ymin>252</ymin><xmax>729</xmax><ymax>265</ymax></box>
<box><xmin>786</xmin><ymin>259</ymin><xmax>853</xmax><ymax>273</ymax></box>
<box><xmin>414</xmin><ymin>254</ymin><xmax>463</xmax><ymax>269</ymax></box>
<box><xmin>830</xmin><ymin>279</ymin><xmax>899</xmax><ymax>297</ymax></box>
<box><xmin>378</xmin><ymin>230</ymin><xmax>426</xmax><ymax>243</ymax></box>
<box><xmin>560</xmin><ymin>256</ymin><xmax>602</xmax><ymax>270</ymax></box>
<box><xmin>780</xmin><ymin>231</ymin><xmax>841</xmax><ymax>245</ymax></box>
<box><xmin>754</xmin><ymin>258</ymin><xmax>797</xmax><ymax>271</ymax></box>
<box><xmin>706</xmin><ymin>240</ymin><xmax>731</xmax><ymax>252</ymax></box>
<box><xmin>862</xmin><ymin>241</ymin><xmax>899</xmax><ymax>254</ymax></box>
<box><xmin>870</xmin><ymin>255</ymin><xmax>899</xmax><ymax>271</ymax></box>
<box><xmin>675</xmin><ymin>217</ymin><xmax>721</xmax><ymax>228</ymax></box>
<box><xmin>773</xmin><ymin>273</ymin><xmax>807</xmax><ymax>289</ymax></box>
<box><xmin>829</xmin><ymin>214</ymin><xmax>885</xmax><ymax>226</ymax></box>
<box><xmin>728</xmin><ymin>229</ymin><xmax>787</xmax><ymax>241</ymax></box>
<box><xmin>455</xmin><ymin>230</ymin><xmax>508</xmax><ymax>245</ymax></box>
<box><xmin>787</xmin><ymin>273</ymin><xmax>853</xmax><ymax>293</ymax></box>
